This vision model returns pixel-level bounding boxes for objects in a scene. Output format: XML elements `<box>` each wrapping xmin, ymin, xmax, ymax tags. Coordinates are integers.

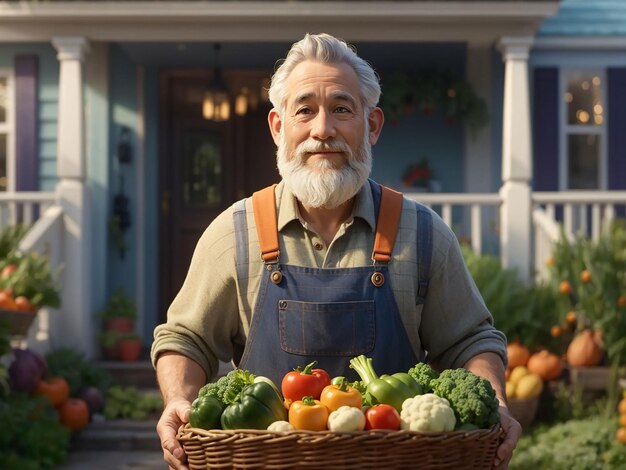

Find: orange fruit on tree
<box><xmin>566</xmin><ymin>311</ymin><xmax>577</xmax><ymax>326</ymax></box>
<box><xmin>620</xmin><ymin>414</ymin><xmax>626</xmax><ymax>427</ymax></box>
<box><xmin>559</xmin><ymin>280</ymin><xmax>572</xmax><ymax>295</ymax></box>
<box><xmin>550</xmin><ymin>325</ymin><xmax>563</xmax><ymax>337</ymax></box>
<box><xmin>618</xmin><ymin>295</ymin><xmax>626</xmax><ymax>308</ymax></box>
<box><xmin>616</xmin><ymin>427</ymin><xmax>626</xmax><ymax>445</ymax></box>
<box><xmin>545</xmin><ymin>256</ymin><xmax>554</xmax><ymax>267</ymax></box>
<box><xmin>619</xmin><ymin>398</ymin><xmax>626</xmax><ymax>415</ymax></box>
<box><xmin>580</xmin><ymin>270</ymin><xmax>592</xmax><ymax>284</ymax></box>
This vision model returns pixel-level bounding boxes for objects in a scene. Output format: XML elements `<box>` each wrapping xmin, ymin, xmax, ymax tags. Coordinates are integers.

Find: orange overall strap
<box><xmin>372</xmin><ymin>185</ymin><xmax>403</xmax><ymax>263</ymax></box>
<box><xmin>252</xmin><ymin>184</ymin><xmax>280</xmax><ymax>263</ymax></box>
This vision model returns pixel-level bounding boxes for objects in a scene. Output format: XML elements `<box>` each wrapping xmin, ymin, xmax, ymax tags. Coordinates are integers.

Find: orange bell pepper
<box><xmin>319</xmin><ymin>378</ymin><xmax>362</xmax><ymax>412</ymax></box>
<box><xmin>288</xmin><ymin>396</ymin><xmax>329</xmax><ymax>431</ymax></box>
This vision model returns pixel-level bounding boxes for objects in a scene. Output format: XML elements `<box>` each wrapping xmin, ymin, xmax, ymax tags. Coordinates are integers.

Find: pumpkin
<box><xmin>507</xmin><ymin>341</ymin><xmax>530</xmax><ymax>370</ymax></box>
<box><xmin>58</xmin><ymin>398</ymin><xmax>90</xmax><ymax>432</ymax></box>
<box><xmin>566</xmin><ymin>329</ymin><xmax>603</xmax><ymax>367</ymax></box>
<box><xmin>515</xmin><ymin>373</ymin><xmax>543</xmax><ymax>399</ymax></box>
<box><xmin>527</xmin><ymin>350</ymin><xmax>563</xmax><ymax>381</ymax></box>
<box><xmin>35</xmin><ymin>376</ymin><xmax>70</xmax><ymax>407</ymax></box>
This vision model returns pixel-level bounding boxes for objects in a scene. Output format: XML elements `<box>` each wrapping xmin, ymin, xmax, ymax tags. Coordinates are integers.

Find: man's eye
<box><xmin>295</xmin><ymin>107</ymin><xmax>313</xmax><ymax>115</ymax></box>
<box><xmin>334</xmin><ymin>106</ymin><xmax>352</xmax><ymax>114</ymax></box>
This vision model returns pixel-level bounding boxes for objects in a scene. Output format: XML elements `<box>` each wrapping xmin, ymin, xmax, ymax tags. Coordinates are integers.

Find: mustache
<box><xmin>295</xmin><ymin>138</ymin><xmax>352</xmax><ymax>156</ymax></box>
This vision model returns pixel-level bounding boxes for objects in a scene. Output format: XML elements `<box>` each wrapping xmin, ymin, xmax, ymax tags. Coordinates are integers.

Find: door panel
<box><xmin>159</xmin><ymin>70</ymin><xmax>278</xmax><ymax>322</ymax></box>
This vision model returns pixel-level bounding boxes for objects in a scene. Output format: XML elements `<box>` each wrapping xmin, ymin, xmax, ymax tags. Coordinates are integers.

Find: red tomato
<box><xmin>58</xmin><ymin>398</ymin><xmax>90</xmax><ymax>432</ymax></box>
<box><xmin>365</xmin><ymin>404</ymin><xmax>401</xmax><ymax>430</ymax></box>
<box><xmin>281</xmin><ymin>361</ymin><xmax>331</xmax><ymax>401</ymax></box>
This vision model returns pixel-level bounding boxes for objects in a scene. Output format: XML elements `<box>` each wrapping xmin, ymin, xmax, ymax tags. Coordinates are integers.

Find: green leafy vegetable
<box><xmin>430</xmin><ymin>368</ymin><xmax>499</xmax><ymax>429</ymax></box>
<box><xmin>407</xmin><ymin>362</ymin><xmax>440</xmax><ymax>393</ymax></box>
<box><xmin>198</xmin><ymin>369</ymin><xmax>256</xmax><ymax>406</ymax></box>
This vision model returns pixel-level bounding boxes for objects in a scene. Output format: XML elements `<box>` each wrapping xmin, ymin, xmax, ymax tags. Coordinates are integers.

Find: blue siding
<box><xmin>539</xmin><ymin>0</ymin><xmax>626</xmax><ymax>37</ymax></box>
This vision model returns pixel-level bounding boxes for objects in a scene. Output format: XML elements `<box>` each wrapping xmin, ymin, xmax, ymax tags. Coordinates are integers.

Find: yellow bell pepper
<box><xmin>320</xmin><ymin>378</ymin><xmax>362</xmax><ymax>412</ymax></box>
<box><xmin>288</xmin><ymin>396</ymin><xmax>329</xmax><ymax>431</ymax></box>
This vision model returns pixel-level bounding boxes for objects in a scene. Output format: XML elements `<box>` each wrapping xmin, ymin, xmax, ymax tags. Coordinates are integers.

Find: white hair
<box><xmin>268</xmin><ymin>33</ymin><xmax>381</xmax><ymax>113</ymax></box>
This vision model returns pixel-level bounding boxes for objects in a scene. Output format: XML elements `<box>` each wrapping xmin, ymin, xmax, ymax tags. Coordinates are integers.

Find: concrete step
<box><xmin>73</xmin><ymin>417</ymin><xmax>161</xmax><ymax>452</ymax></box>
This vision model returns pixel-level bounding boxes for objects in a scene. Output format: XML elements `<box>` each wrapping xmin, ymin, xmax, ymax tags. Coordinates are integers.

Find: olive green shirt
<box><xmin>151</xmin><ymin>181</ymin><xmax>507</xmax><ymax>380</ymax></box>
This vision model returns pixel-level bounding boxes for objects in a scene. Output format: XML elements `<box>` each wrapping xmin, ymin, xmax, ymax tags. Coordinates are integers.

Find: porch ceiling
<box><xmin>0</xmin><ymin>1</ymin><xmax>559</xmax><ymax>45</ymax></box>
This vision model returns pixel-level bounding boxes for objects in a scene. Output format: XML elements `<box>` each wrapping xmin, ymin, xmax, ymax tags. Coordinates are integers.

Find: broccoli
<box><xmin>407</xmin><ymin>362</ymin><xmax>440</xmax><ymax>393</ymax></box>
<box><xmin>430</xmin><ymin>368</ymin><xmax>500</xmax><ymax>429</ymax></box>
<box><xmin>198</xmin><ymin>369</ymin><xmax>256</xmax><ymax>406</ymax></box>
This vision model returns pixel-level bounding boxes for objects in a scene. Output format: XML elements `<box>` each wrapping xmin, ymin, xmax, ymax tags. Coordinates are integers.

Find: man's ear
<box><xmin>268</xmin><ymin>109</ymin><xmax>282</xmax><ymax>146</ymax></box>
<box><xmin>367</xmin><ymin>107</ymin><xmax>385</xmax><ymax>146</ymax></box>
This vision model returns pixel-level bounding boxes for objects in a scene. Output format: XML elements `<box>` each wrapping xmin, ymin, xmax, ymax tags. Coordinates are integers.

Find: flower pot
<box><xmin>104</xmin><ymin>317</ymin><xmax>134</xmax><ymax>333</ymax></box>
<box><xmin>118</xmin><ymin>339</ymin><xmax>142</xmax><ymax>362</ymax></box>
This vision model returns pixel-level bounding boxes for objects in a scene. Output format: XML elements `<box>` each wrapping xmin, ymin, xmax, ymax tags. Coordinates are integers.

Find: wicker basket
<box><xmin>0</xmin><ymin>309</ymin><xmax>37</xmax><ymax>337</ymax></box>
<box><xmin>508</xmin><ymin>395</ymin><xmax>539</xmax><ymax>429</ymax></box>
<box><xmin>177</xmin><ymin>424</ymin><xmax>503</xmax><ymax>469</ymax></box>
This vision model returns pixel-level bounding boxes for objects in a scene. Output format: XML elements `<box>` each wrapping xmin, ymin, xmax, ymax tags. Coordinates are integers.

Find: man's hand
<box><xmin>493</xmin><ymin>405</ymin><xmax>522</xmax><ymax>469</ymax></box>
<box><xmin>157</xmin><ymin>397</ymin><xmax>191</xmax><ymax>470</ymax></box>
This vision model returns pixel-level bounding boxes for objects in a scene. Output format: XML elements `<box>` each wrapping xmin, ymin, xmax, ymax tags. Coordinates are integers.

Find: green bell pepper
<box><xmin>189</xmin><ymin>395</ymin><xmax>226</xmax><ymax>430</ymax></box>
<box><xmin>220</xmin><ymin>381</ymin><xmax>287</xmax><ymax>430</ymax></box>
<box><xmin>349</xmin><ymin>355</ymin><xmax>423</xmax><ymax>412</ymax></box>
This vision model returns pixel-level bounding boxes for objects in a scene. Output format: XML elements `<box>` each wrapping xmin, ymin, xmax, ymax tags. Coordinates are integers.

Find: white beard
<box><xmin>276</xmin><ymin>129</ymin><xmax>372</xmax><ymax>209</ymax></box>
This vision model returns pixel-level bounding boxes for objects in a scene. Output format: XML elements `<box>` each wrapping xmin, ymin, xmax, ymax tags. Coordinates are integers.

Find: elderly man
<box><xmin>152</xmin><ymin>33</ymin><xmax>521</xmax><ymax>469</ymax></box>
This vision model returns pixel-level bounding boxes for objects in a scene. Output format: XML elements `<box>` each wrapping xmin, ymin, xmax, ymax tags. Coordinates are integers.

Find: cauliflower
<box><xmin>407</xmin><ymin>362</ymin><xmax>440</xmax><ymax>393</ymax></box>
<box><xmin>327</xmin><ymin>406</ymin><xmax>366</xmax><ymax>432</ymax></box>
<box><xmin>267</xmin><ymin>420</ymin><xmax>295</xmax><ymax>432</ymax></box>
<box><xmin>430</xmin><ymin>368</ymin><xmax>500</xmax><ymax>429</ymax></box>
<box><xmin>400</xmin><ymin>393</ymin><xmax>456</xmax><ymax>432</ymax></box>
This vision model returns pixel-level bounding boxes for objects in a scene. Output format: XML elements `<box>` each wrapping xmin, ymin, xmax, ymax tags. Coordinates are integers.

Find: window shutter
<box><xmin>608</xmin><ymin>68</ymin><xmax>626</xmax><ymax>190</ymax></box>
<box><xmin>15</xmin><ymin>55</ymin><xmax>38</xmax><ymax>191</ymax></box>
<box><xmin>532</xmin><ymin>67</ymin><xmax>559</xmax><ymax>191</ymax></box>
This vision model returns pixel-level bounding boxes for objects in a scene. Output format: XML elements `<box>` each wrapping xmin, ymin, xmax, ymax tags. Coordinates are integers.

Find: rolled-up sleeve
<box><xmin>419</xmin><ymin>217</ymin><xmax>507</xmax><ymax>370</ymax></box>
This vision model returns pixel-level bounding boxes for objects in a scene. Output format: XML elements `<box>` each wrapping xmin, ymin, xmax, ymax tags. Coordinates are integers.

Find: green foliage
<box><xmin>0</xmin><ymin>251</ymin><xmax>62</xmax><ymax>309</ymax></box>
<box><xmin>98</xmin><ymin>287</ymin><xmax>136</xmax><ymax>319</ymax></box>
<box><xmin>0</xmin><ymin>224</ymin><xmax>29</xmax><ymax>259</ymax></box>
<box><xmin>198</xmin><ymin>369</ymin><xmax>256</xmax><ymax>406</ymax></box>
<box><xmin>429</xmin><ymin>368</ymin><xmax>500</xmax><ymax>429</ymax></box>
<box><xmin>462</xmin><ymin>245</ymin><xmax>559</xmax><ymax>350</ymax></box>
<box><xmin>104</xmin><ymin>386</ymin><xmax>163</xmax><ymax>420</ymax></box>
<box><xmin>0</xmin><ymin>319</ymin><xmax>9</xmax><ymax>396</ymax></box>
<box><xmin>407</xmin><ymin>362</ymin><xmax>440</xmax><ymax>393</ymax></box>
<box><xmin>45</xmin><ymin>347</ymin><xmax>113</xmax><ymax>396</ymax></box>
<box><xmin>0</xmin><ymin>394</ymin><xmax>71</xmax><ymax>469</ymax></box>
<box><xmin>510</xmin><ymin>416</ymin><xmax>626</xmax><ymax>470</ymax></box>
<box><xmin>548</xmin><ymin>221</ymin><xmax>626</xmax><ymax>363</ymax></box>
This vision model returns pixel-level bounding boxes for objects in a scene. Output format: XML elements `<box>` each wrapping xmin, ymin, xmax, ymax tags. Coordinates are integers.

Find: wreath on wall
<box><xmin>379</xmin><ymin>70</ymin><xmax>489</xmax><ymax>134</ymax></box>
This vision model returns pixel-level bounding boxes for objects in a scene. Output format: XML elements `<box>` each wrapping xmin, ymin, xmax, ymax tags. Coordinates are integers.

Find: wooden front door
<box><xmin>158</xmin><ymin>70</ymin><xmax>278</xmax><ymax>321</ymax></box>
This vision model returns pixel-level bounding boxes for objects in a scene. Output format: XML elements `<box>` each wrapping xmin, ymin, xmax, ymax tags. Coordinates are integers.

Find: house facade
<box><xmin>4</xmin><ymin>0</ymin><xmax>624</xmax><ymax>358</ymax></box>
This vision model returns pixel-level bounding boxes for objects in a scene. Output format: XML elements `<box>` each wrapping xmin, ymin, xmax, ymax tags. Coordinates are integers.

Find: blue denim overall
<box><xmin>232</xmin><ymin>180</ymin><xmax>432</xmax><ymax>387</ymax></box>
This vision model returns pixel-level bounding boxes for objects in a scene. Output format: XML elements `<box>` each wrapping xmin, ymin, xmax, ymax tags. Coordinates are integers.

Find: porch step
<box><xmin>98</xmin><ymin>360</ymin><xmax>234</xmax><ymax>389</ymax></box>
<box><xmin>73</xmin><ymin>417</ymin><xmax>161</xmax><ymax>452</ymax></box>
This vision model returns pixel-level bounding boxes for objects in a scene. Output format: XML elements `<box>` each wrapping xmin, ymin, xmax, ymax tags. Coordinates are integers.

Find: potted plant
<box><xmin>98</xmin><ymin>288</ymin><xmax>136</xmax><ymax>333</ymax></box>
<box><xmin>98</xmin><ymin>331</ymin><xmax>123</xmax><ymax>360</ymax></box>
<box><xmin>117</xmin><ymin>333</ymin><xmax>142</xmax><ymax>362</ymax></box>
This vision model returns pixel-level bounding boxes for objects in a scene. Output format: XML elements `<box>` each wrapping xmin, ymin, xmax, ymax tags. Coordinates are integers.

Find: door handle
<box><xmin>161</xmin><ymin>191</ymin><xmax>170</xmax><ymax>217</ymax></box>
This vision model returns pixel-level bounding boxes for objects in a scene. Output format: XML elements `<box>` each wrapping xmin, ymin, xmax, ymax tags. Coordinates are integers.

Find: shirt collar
<box><xmin>276</xmin><ymin>180</ymin><xmax>376</xmax><ymax>232</ymax></box>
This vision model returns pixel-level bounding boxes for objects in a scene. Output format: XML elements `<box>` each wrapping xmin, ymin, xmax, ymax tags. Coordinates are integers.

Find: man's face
<box><xmin>269</xmin><ymin>60</ymin><xmax>384</xmax><ymax>208</ymax></box>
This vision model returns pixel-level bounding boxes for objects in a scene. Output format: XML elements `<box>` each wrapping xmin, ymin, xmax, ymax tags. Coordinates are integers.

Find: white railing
<box><xmin>404</xmin><ymin>192</ymin><xmax>502</xmax><ymax>256</ymax></box>
<box><xmin>0</xmin><ymin>192</ymin><xmax>56</xmax><ymax>230</ymax></box>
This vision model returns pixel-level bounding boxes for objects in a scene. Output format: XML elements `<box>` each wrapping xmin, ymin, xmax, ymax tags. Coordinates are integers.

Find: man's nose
<box><xmin>310</xmin><ymin>110</ymin><xmax>336</xmax><ymax>140</ymax></box>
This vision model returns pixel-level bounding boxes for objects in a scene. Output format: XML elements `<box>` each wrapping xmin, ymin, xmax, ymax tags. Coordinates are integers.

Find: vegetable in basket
<box><xmin>364</xmin><ymin>404</ymin><xmax>401</xmax><ymax>430</ymax></box>
<box><xmin>189</xmin><ymin>395</ymin><xmax>225</xmax><ymax>430</ymax></box>
<box><xmin>430</xmin><ymin>368</ymin><xmax>500</xmax><ymax>429</ymax></box>
<box><xmin>400</xmin><ymin>393</ymin><xmax>456</xmax><ymax>432</ymax></box>
<box><xmin>320</xmin><ymin>377</ymin><xmax>362</xmax><ymax>412</ymax></box>
<box><xmin>281</xmin><ymin>361</ymin><xmax>331</xmax><ymax>401</ymax></box>
<box><xmin>288</xmin><ymin>396</ymin><xmax>329</xmax><ymax>431</ymax></box>
<box><xmin>407</xmin><ymin>362</ymin><xmax>440</xmax><ymax>393</ymax></box>
<box><xmin>198</xmin><ymin>368</ymin><xmax>256</xmax><ymax>406</ymax></box>
<box><xmin>349</xmin><ymin>355</ymin><xmax>422</xmax><ymax>412</ymax></box>
<box><xmin>220</xmin><ymin>381</ymin><xmax>287</xmax><ymax>430</ymax></box>
<box><xmin>327</xmin><ymin>405</ymin><xmax>366</xmax><ymax>432</ymax></box>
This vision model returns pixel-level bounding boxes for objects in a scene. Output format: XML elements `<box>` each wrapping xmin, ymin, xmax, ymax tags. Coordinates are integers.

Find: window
<box><xmin>560</xmin><ymin>69</ymin><xmax>607</xmax><ymax>190</ymax></box>
<box><xmin>0</xmin><ymin>70</ymin><xmax>14</xmax><ymax>192</ymax></box>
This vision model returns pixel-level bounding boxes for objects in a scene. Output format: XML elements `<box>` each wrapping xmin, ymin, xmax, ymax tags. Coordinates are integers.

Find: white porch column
<box><xmin>498</xmin><ymin>37</ymin><xmax>533</xmax><ymax>283</ymax></box>
<box><xmin>51</xmin><ymin>37</ymin><xmax>94</xmax><ymax>356</ymax></box>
